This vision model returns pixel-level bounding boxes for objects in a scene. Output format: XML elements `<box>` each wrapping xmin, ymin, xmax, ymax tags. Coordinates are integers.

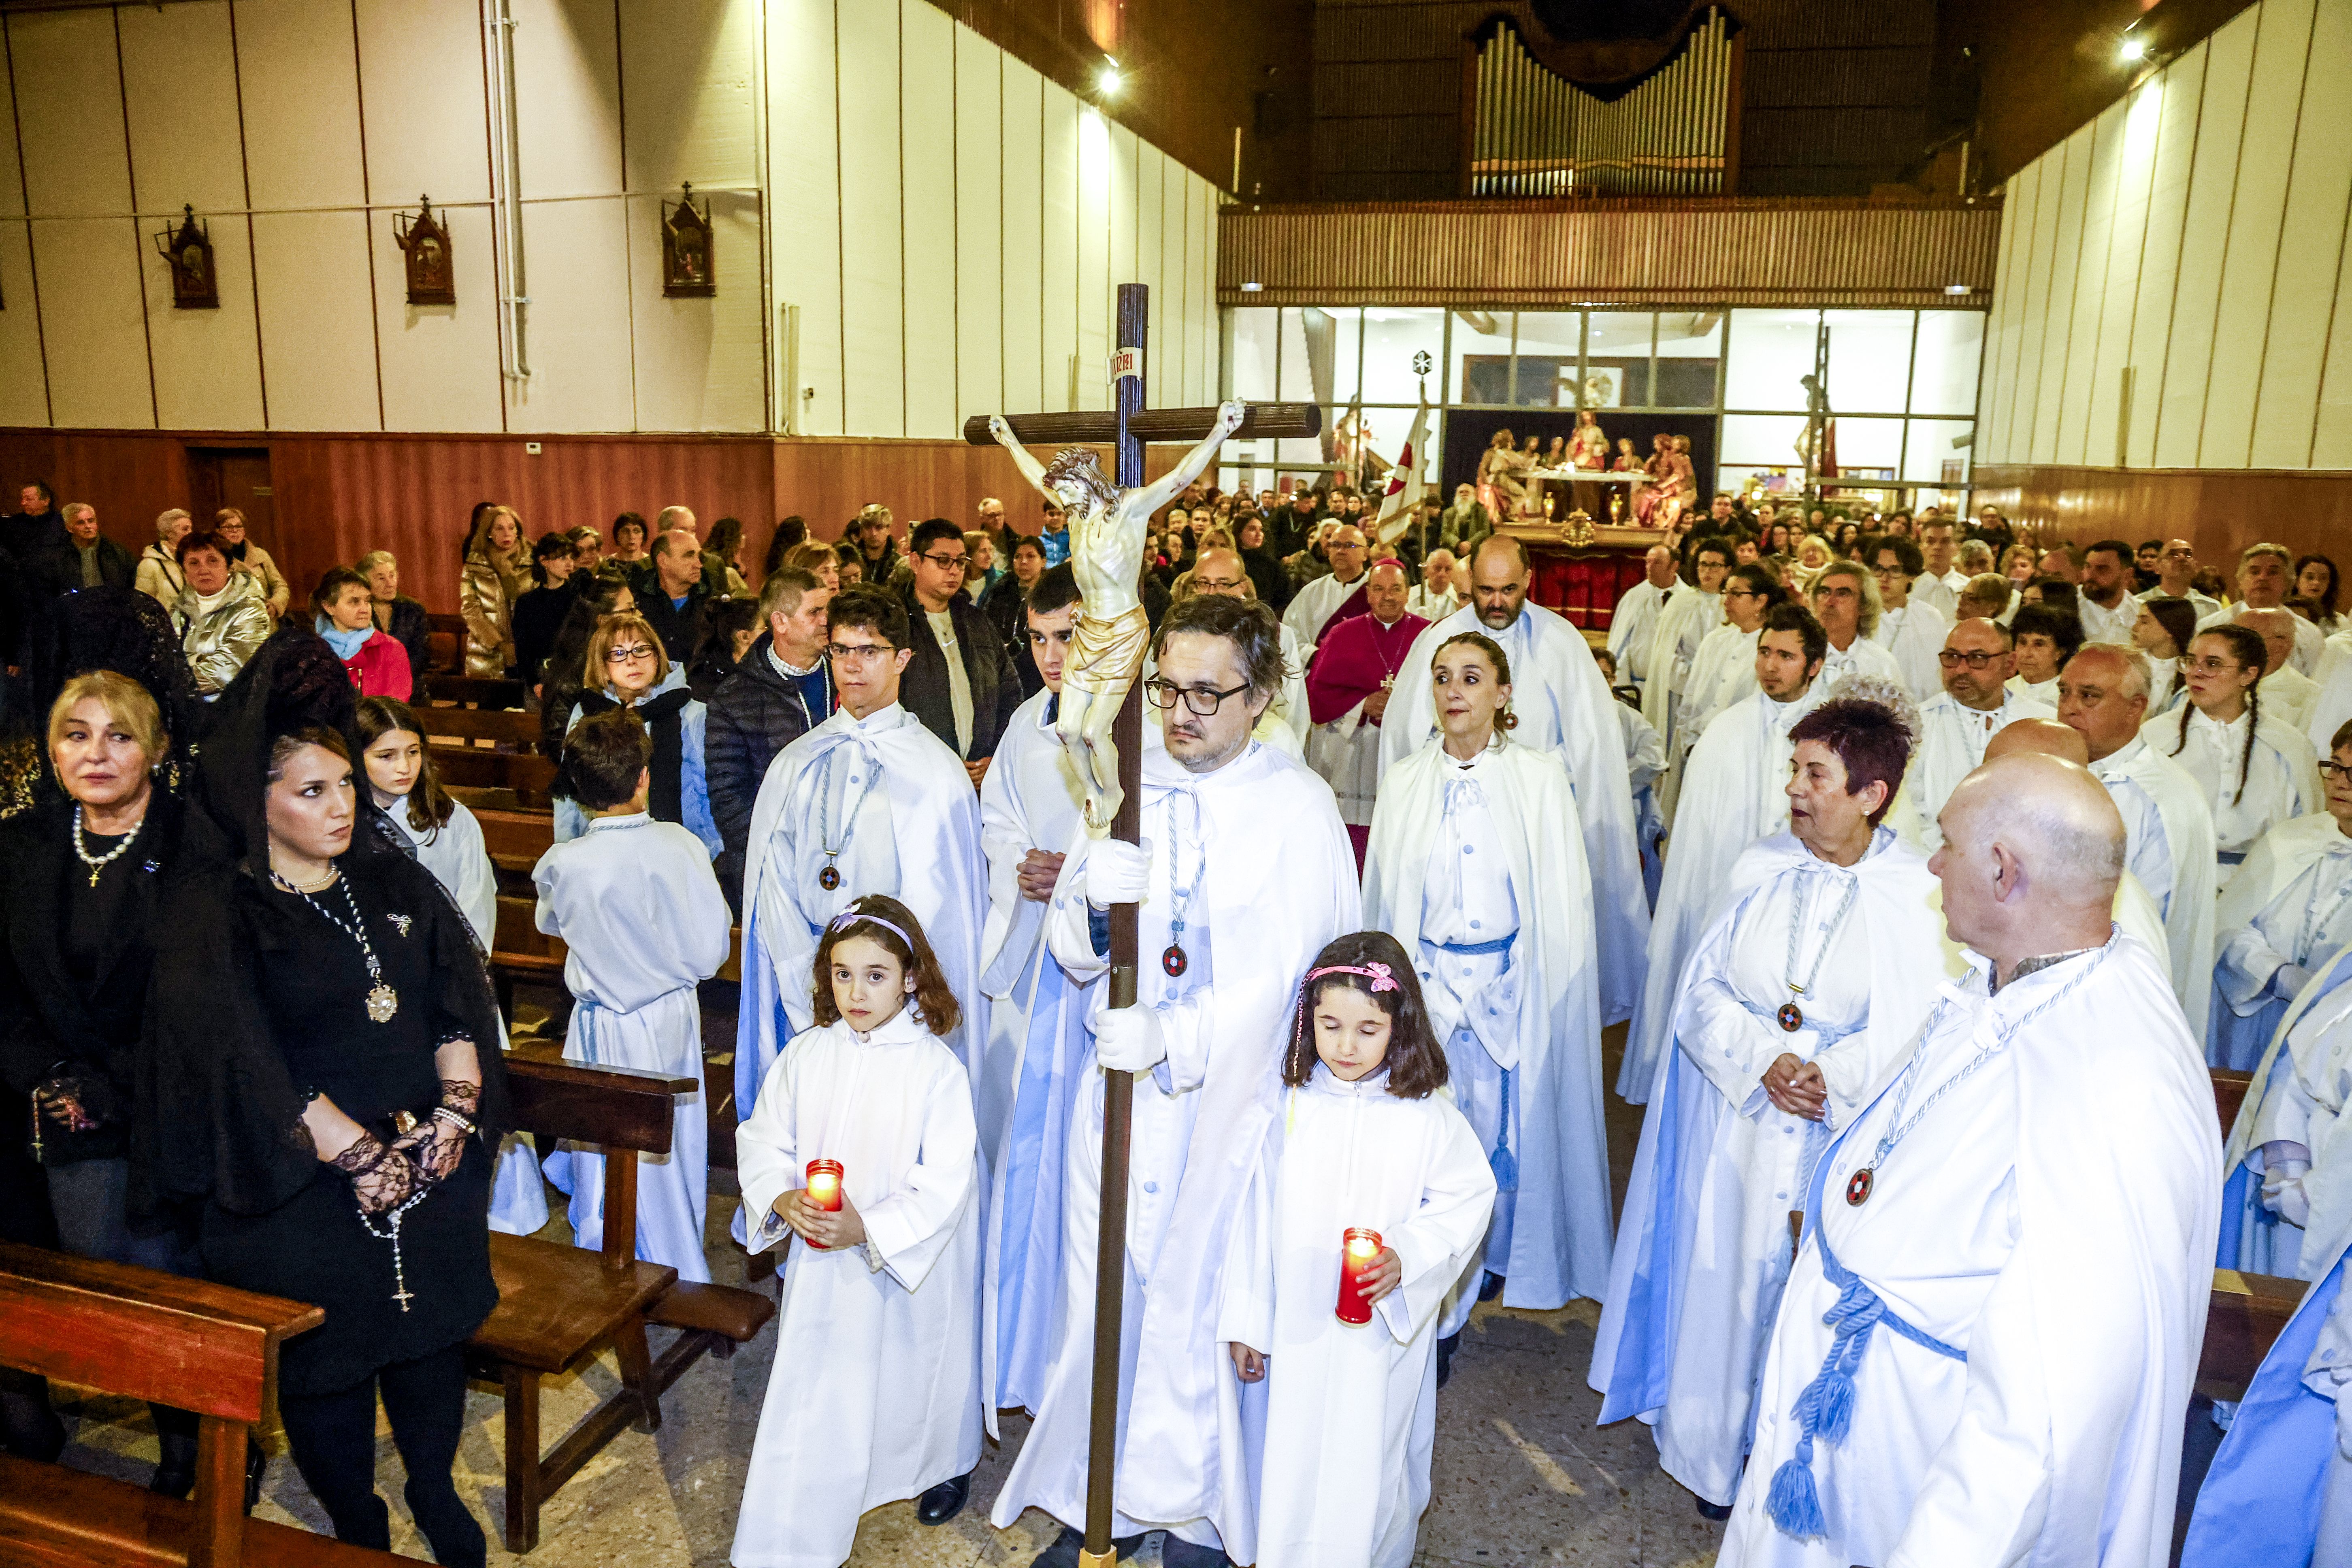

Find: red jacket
<box><xmin>341</xmin><ymin>629</ymin><xmax>414</xmax><ymax>701</ymax></box>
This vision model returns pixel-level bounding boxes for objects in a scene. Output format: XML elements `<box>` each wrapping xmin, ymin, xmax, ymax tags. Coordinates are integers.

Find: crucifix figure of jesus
<box><xmin>987</xmin><ymin>399</ymin><xmax>1245</xmax><ymax>834</ymax></box>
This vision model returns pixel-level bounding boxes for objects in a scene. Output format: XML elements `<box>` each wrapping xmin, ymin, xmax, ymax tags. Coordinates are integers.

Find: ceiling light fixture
<box><xmin>1944</xmin><ymin>284</ymin><xmax>1972</xmax><ymax>296</ymax></box>
<box><xmin>2120</xmin><ymin>34</ymin><xmax>2147</xmax><ymax>62</ymax></box>
<box><xmin>1098</xmin><ymin>60</ymin><xmax>1122</xmax><ymax>95</ymax></box>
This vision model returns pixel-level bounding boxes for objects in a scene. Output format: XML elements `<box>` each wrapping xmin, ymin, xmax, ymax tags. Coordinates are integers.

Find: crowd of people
<box><xmin>0</xmin><ymin>452</ymin><xmax>2348</xmax><ymax>1568</ymax></box>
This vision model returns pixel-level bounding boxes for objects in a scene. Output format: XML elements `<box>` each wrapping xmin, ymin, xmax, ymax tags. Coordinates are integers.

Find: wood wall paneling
<box><xmin>1973</xmin><ymin>461</ymin><xmax>2352</xmax><ymax>565</ymax></box>
<box><xmin>997</xmin><ymin>54</ymin><xmax>1045</xmax><ymax>423</ymax></box>
<box><xmin>250</xmin><ymin>210</ymin><xmax>381</xmax><ymax>432</ymax></box>
<box><xmin>2125</xmin><ymin>39</ymin><xmax>2206</xmax><ymax>469</ymax></box>
<box><xmin>2247</xmin><ymin>0</ymin><xmax>2352</xmax><ymax>469</ymax></box>
<box><xmin>952</xmin><ymin>25</ymin><xmax>1004</xmax><ymax>435</ymax></box>
<box><xmin>371</xmin><ymin>203</ymin><xmax>504</xmax><ymax>432</ymax></box>
<box><xmin>901</xmin><ymin>0</ymin><xmax>960</xmax><ymax>441</ymax></box>
<box><xmin>764</xmin><ymin>0</ymin><xmax>844</xmax><ymax>439</ymax></box>
<box><xmin>1039</xmin><ymin>84</ymin><xmax>1079</xmax><ymax>415</ymax></box>
<box><xmin>836</xmin><ymin>0</ymin><xmax>905</xmax><ymax>436</ymax></box>
<box><xmin>2154</xmin><ymin>12</ymin><xmax>2254</xmax><ymax>468</ymax></box>
<box><xmin>232</xmin><ymin>0</ymin><xmax>367</xmax><ymax>212</ymax></box>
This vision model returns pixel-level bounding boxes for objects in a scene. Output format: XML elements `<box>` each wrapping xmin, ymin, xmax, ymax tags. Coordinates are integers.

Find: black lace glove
<box><xmin>330</xmin><ymin>1129</ymin><xmax>423</xmax><ymax>1215</ymax></box>
<box><xmin>392</xmin><ymin>1078</ymin><xmax>484</xmax><ymax>1187</ymax></box>
<box><xmin>32</xmin><ymin>1067</ymin><xmax>120</xmax><ymax>1131</ymax></box>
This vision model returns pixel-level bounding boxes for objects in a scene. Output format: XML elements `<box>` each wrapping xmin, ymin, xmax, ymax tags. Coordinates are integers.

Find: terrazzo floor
<box><xmin>43</xmin><ymin>1023</ymin><xmax>1723</xmax><ymax>1566</ymax></box>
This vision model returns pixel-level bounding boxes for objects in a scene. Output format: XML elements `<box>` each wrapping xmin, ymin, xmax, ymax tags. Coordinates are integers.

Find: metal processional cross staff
<box><xmin>967</xmin><ymin>282</ymin><xmax>1319</xmax><ymax>1568</ymax></box>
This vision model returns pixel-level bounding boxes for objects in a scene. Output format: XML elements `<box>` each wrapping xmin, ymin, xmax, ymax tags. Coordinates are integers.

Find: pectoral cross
<box><xmin>967</xmin><ymin>283</ymin><xmax>1317</xmax><ymax>1568</ymax></box>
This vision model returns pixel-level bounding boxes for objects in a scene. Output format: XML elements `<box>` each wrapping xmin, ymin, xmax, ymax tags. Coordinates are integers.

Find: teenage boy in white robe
<box><xmin>1868</xmin><ymin>535</ymin><xmax>1951</xmax><ymax>701</ymax></box>
<box><xmin>1219</xmin><ymin>933</ymin><xmax>1496</xmax><ymax>1568</ymax></box>
<box><xmin>976</xmin><ymin>564</ymin><xmax>1092</xmax><ymax>1421</ymax></box>
<box><xmin>2217</xmin><ymin>938</ymin><xmax>2352</xmax><ymax>1278</ymax></box>
<box><xmin>1363</xmin><ymin>629</ymin><xmax>1609</xmax><ymax>1365</ymax></box>
<box><xmin>737</xmin><ymin>585</ymin><xmax>989</xmax><ymax>1134</ymax></box>
<box><xmin>1724</xmin><ymin>754</ymin><xmax>2218</xmax><ymax>1568</ymax></box>
<box><xmin>531</xmin><ymin>707</ymin><xmax>732</xmax><ymax>1282</ymax></box>
<box><xmin>1638</xmin><ymin>537</ymin><xmax>1731</xmax><ymax>799</ymax></box>
<box><xmin>2211</xmin><ymin>720</ymin><xmax>2352</xmax><ymax>1075</ymax></box>
<box><xmin>2058</xmin><ymin>643</ymin><xmax>2220</xmax><ymax>1040</ymax></box>
<box><xmin>732</xmin><ymin>897</ymin><xmax>984</xmax><ymax>1566</ymax></box>
<box><xmin>1596</xmin><ymin>683</ymin><xmax>1964</xmax><ymax>1516</ymax></box>
<box><xmin>1380</xmin><ymin>535</ymin><xmax>1650</xmax><ymax>1024</ymax></box>
<box><xmin>991</xmin><ymin>594</ymin><xmax>1359</xmax><ymax>1568</ymax></box>
<box><xmin>1620</xmin><ymin>606</ymin><xmax>1831</xmax><ymax>1102</ymax></box>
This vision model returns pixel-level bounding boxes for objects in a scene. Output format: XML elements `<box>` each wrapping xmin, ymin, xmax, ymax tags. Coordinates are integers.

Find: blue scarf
<box><xmin>316</xmin><ymin>617</ymin><xmax>370</xmax><ymax>659</ymax></box>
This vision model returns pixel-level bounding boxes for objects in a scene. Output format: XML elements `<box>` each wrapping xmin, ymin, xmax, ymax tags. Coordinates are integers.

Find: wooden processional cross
<box><xmin>962</xmin><ymin>283</ymin><xmax>1318</xmax><ymax>1567</ymax></box>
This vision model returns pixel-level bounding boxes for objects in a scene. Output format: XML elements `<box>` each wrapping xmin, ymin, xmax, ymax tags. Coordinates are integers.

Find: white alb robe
<box><xmin>1819</xmin><ymin>633</ymin><xmax>1902</xmax><ymax>689</ymax></box>
<box><xmin>1594</xmin><ymin>831</ymin><xmax>1962</xmax><ymax>1507</ymax></box>
<box><xmin>385</xmin><ymin>793</ymin><xmax>496</xmax><ymax>945</ymax></box>
<box><xmin>533</xmin><ymin>813</ymin><xmax>732</xmax><ymax>1283</ymax></box>
<box><xmin>1363</xmin><ymin>739</ymin><xmax>1609</xmax><ymax>1317</ymax></box>
<box><xmin>2078</xmin><ymin>588</ymin><xmax>2140</xmax><ymax>647</ymax></box>
<box><xmin>1658</xmin><ymin>623</ymin><xmax>1760</xmax><ymax>824</ymax></box>
<box><xmin>2307</xmin><ymin>631</ymin><xmax>2352</xmax><ymax>754</ymax></box>
<box><xmin>1721</xmin><ymin>935</ymin><xmax>2218</xmax><ymax>1568</ymax></box>
<box><xmin>737</xmin><ymin>702</ymin><xmax>989</xmax><ymax>1126</ymax></box>
<box><xmin>2212</xmin><ymin>814</ymin><xmax>2352</xmax><ymax>1074</ymax></box>
<box><xmin>1911</xmin><ymin>570</ymin><xmax>1959</xmax><ymax>622</ymax></box>
<box><xmin>975</xmin><ymin>689</ymin><xmax>1091</xmax><ymax>1421</ymax></box>
<box><xmin>1640</xmin><ymin>587</ymin><xmax>1724</xmax><ymax>769</ymax></box>
<box><xmin>1619</xmin><ymin>699</ymin><xmax>1668</xmax><ymax>907</ymax></box>
<box><xmin>1888</xmin><ymin>689</ymin><xmax>2053</xmax><ymax>852</ymax></box>
<box><xmin>1218</xmin><ymin>1066</ymin><xmax>1496</xmax><ymax>1568</ymax></box>
<box><xmin>1610</xmin><ymin>579</ymin><xmax>1684</xmax><ymax>690</ymax></box>
<box><xmin>1871</xmin><ymin>601</ymin><xmax>1951</xmax><ymax>702</ymax></box>
<box><xmin>990</xmin><ymin>742</ymin><xmax>1359</xmax><ymax>1558</ymax></box>
<box><xmin>2220</xmin><ymin>937</ymin><xmax>2352</xmax><ymax>1278</ymax></box>
<box><xmin>2090</xmin><ymin>735</ymin><xmax>2219</xmax><ymax>1043</ymax></box>
<box><xmin>2260</xmin><ymin>663</ymin><xmax>2321</xmax><ymax>733</ymax></box>
<box><xmin>1403</xmin><ymin>584</ymin><xmax>1458</xmax><ymax>624</ymax></box>
<box><xmin>2202</xmin><ymin>601</ymin><xmax>2326</xmax><ymax>675</ymax></box>
<box><xmin>2139</xmin><ymin>706</ymin><xmax>2322</xmax><ymax>881</ymax></box>
<box><xmin>1621</xmin><ymin>685</ymin><xmax>1826</xmax><ymax>1102</ymax></box>
<box><xmin>2007</xmin><ymin>672</ymin><xmax>2060</xmax><ymax>705</ymax></box>
<box><xmin>1282</xmin><ymin>567</ymin><xmax>1369</xmax><ymax>656</ymax></box>
<box><xmin>732</xmin><ymin>1010</ymin><xmax>983</xmax><ymax>1568</ymax></box>
<box><xmin>1381</xmin><ymin>601</ymin><xmax>1650</xmax><ymax>1023</ymax></box>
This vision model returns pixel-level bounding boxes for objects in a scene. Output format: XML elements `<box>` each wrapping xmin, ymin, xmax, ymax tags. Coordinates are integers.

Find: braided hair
<box><xmin>2171</xmin><ymin>623</ymin><xmax>2266</xmax><ymax>806</ymax></box>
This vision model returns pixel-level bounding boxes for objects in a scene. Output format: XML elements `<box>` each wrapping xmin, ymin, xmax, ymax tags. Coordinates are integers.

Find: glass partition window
<box><xmin>1225</xmin><ymin>308</ymin><xmax>1277</xmax><ymax>403</ymax></box>
<box><xmin>1824</xmin><ymin>311</ymin><xmax>1914</xmax><ymax>416</ymax></box>
<box><xmin>1509</xmin><ymin>311</ymin><xmax>1586</xmax><ymax>407</ymax></box>
<box><xmin>1360</xmin><ymin>309</ymin><xmax>1444</xmax><ymax>405</ymax></box>
<box><xmin>1448</xmin><ymin>311</ymin><xmax>1513</xmax><ymax>406</ymax></box>
<box><xmin>1724</xmin><ymin>308</ymin><xmax>1819</xmax><ymax>413</ymax></box>
<box><xmin>1909</xmin><ymin>312</ymin><xmax>1984</xmax><ymax>417</ymax></box>
<box><xmin>1653</xmin><ymin>311</ymin><xmax>1722</xmax><ymax>407</ymax></box>
<box><xmin>1578</xmin><ymin>312</ymin><xmax>1654</xmax><ymax>409</ymax></box>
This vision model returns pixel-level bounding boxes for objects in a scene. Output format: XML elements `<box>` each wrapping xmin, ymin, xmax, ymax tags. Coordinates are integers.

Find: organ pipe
<box><xmin>1469</xmin><ymin>10</ymin><xmax>1733</xmax><ymax>197</ymax></box>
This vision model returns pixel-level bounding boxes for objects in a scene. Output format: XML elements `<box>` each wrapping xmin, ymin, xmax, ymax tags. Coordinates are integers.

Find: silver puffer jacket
<box><xmin>177</xmin><ymin>573</ymin><xmax>273</xmax><ymax>695</ymax></box>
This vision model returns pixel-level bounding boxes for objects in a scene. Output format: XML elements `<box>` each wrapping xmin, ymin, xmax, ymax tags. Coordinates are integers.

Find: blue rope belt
<box><xmin>1436</xmin><ymin>933</ymin><xmax>1517</xmax><ymax>1185</ymax></box>
<box><xmin>1766</xmin><ymin>1129</ymin><xmax>1966</xmax><ymax>1541</ymax></box>
<box><xmin>2217</xmin><ymin>850</ymin><xmax>2249</xmax><ymax>867</ymax></box>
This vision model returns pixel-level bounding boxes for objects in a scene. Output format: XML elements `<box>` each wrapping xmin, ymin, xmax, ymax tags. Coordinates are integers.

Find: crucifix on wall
<box><xmin>964</xmin><ymin>283</ymin><xmax>1317</xmax><ymax>1568</ymax></box>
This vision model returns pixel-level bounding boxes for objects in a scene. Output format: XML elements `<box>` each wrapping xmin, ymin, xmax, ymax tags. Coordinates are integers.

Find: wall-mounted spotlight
<box><xmin>2120</xmin><ymin>33</ymin><xmax>2147</xmax><ymax>62</ymax></box>
<box><xmin>1097</xmin><ymin>59</ymin><xmax>1122</xmax><ymax>96</ymax></box>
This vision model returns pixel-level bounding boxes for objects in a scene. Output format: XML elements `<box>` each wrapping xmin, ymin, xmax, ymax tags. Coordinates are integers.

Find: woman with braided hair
<box><xmin>2143</xmin><ymin>622</ymin><xmax>2322</xmax><ymax>889</ymax></box>
<box><xmin>140</xmin><ymin>631</ymin><xmax>506</xmax><ymax>1564</ymax></box>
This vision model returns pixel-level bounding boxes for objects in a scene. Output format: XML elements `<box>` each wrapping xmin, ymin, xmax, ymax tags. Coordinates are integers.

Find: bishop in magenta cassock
<box><xmin>1304</xmin><ymin>559</ymin><xmax>1427</xmax><ymax>866</ymax></box>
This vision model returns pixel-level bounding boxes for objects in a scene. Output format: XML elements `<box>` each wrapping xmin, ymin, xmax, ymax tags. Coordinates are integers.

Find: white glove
<box><xmin>2277</xmin><ymin>963</ymin><xmax>2316</xmax><ymax>999</ymax></box>
<box><xmin>1091</xmin><ymin>991</ymin><xmax>1168</xmax><ymax>1073</ymax></box>
<box><xmin>2262</xmin><ymin>1159</ymin><xmax>2313</xmax><ymax>1227</ymax></box>
<box><xmin>1084</xmin><ymin>839</ymin><xmax>1150</xmax><ymax>910</ymax></box>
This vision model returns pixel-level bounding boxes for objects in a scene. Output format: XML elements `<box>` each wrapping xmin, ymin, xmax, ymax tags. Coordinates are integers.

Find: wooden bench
<box><xmin>476</xmin><ymin>807</ymin><xmax>555</xmax><ymax>877</ymax></box>
<box><xmin>432</xmin><ymin>748</ymin><xmax>559</xmax><ymax>808</ymax></box>
<box><xmin>473</xmin><ymin>1056</ymin><xmax>773</xmax><ymax>1552</ymax></box>
<box><xmin>416</xmin><ymin>706</ymin><xmax>541</xmax><ymax>753</ymax></box>
<box><xmin>421</xmin><ymin>673</ymin><xmax>527</xmax><ymax>709</ymax></box>
<box><xmin>0</xmin><ymin>1241</ymin><xmax>400</xmax><ymax>1568</ymax></box>
<box><xmin>2211</xmin><ymin>1069</ymin><xmax>2253</xmax><ymax>1141</ymax></box>
<box><xmin>426</xmin><ymin>614</ymin><xmax>469</xmax><ymax>675</ymax></box>
<box><xmin>2200</xmin><ymin>1267</ymin><xmax>2307</xmax><ymax>1396</ymax></box>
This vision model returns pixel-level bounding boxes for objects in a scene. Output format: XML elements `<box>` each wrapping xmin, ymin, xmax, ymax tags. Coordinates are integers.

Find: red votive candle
<box><xmin>805</xmin><ymin>1159</ymin><xmax>844</xmax><ymax>1250</ymax></box>
<box><xmin>1336</xmin><ymin>1227</ymin><xmax>1383</xmax><ymax>1325</ymax></box>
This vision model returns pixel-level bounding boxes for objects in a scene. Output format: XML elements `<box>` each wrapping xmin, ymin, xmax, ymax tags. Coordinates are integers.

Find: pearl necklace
<box><xmin>71</xmin><ymin>806</ymin><xmax>145</xmax><ymax>888</ymax></box>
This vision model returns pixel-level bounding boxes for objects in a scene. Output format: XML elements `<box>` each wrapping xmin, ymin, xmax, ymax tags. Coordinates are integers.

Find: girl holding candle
<box><xmin>1219</xmin><ymin>932</ymin><xmax>1497</xmax><ymax>1568</ymax></box>
<box><xmin>731</xmin><ymin>895</ymin><xmax>984</xmax><ymax>1567</ymax></box>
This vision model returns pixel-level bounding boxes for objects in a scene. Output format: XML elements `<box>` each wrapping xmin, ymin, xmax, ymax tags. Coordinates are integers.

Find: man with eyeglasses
<box><xmin>1809</xmin><ymin>560</ymin><xmax>1904</xmax><ymax>690</ymax></box>
<box><xmin>897</xmin><ymin>517</ymin><xmax>1020</xmax><ymax>785</ymax></box>
<box><xmin>1621</xmin><ymin>602</ymin><xmax>1834</xmax><ymax>1103</ymax></box>
<box><xmin>2138</xmin><ymin>536</ymin><xmax>2222</xmax><ymax>621</ymax></box>
<box><xmin>1280</xmin><ymin>522</ymin><xmax>1372</xmax><ymax>658</ymax></box>
<box><xmin>1892</xmin><ymin>618</ymin><xmax>2054</xmax><ymax>853</ymax></box>
<box><xmin>2200</xmin><ymin>542</ymin><xmax>2327</xmax><ymax>676</ymax></box>
<box><xmin>1383</xmin><ymin>535</ymin><xmax>1652</xmax><ymax>1027</ymax></box>
<box><xmin>1869</xmin><ymin>536</ymin><xmax>1952</xmax><ymax>702</ymax></box>
<box><xmin>733</xmin><ymin>584</ymin><xmax>988</xmax><ymax>1136</ymax></box>
<box><xmin>2054</xmin><ymin>643</ymin><xmax>2217</xmax><ymax>1039</ymax></box>
<box><xmin>995</xmin><ymin>592</ymin><xmax>1358</xmax><ymax>1568</ymax></box>
<box><xmin>1159</xmin><ymin>547</ymin><xmax>1307</xmax><ymax>755</ymax></box>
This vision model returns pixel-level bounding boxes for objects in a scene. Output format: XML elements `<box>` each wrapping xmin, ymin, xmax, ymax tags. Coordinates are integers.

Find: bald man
<box><xmin>1303</xmin><ymin>560</ymin><xmax>1426</xmax><ymax>865</ymax></box>
<box><xmin>1982</xmin><ymin>717</ymin><xmax>2172</xmax><ymax>974</ymax></box>
<box><xmin>1382</xmin><ymin>534</ymin><xmax>1652</xmax><ymax>1024</ymax></box>
<box><xmin>1280</xmin><ymin>522</ymin><xmax>1371</xmax><ymax>656</ymax></box>
<box><xmin>2239</xmin><ymin>605</ymin><xmax>2320</xmax><ymax>731</ymax></box>
<box><xmin>1154</xmin><ymin>548</ymin><xmax>1306</xmax><ymax>756</ymax></box>
<box><xmin>1608</xmin><ymin>544</ymin><xmax>1685</xmax><ymax>695</ymax></box>
<box><xmin>1724</xmin><ymin>753</ymin><xmax>2220</xmax><ymax>1568</ymax></box>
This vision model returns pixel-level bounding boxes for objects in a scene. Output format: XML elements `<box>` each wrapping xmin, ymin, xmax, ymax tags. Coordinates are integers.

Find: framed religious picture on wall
<box><xmin>394</xmin><ymin>196</ymin><xmax>456</xmax><ymax>306</ymax></box>
<box><xmin>662</xmin><ymin>184</ymin><xmax>714</xmax><ymax>298</ymax></box>
<box><xmin>153</xmin><ymin>205</ymin><xmax>219</xmax><ymax>310</ymax></box>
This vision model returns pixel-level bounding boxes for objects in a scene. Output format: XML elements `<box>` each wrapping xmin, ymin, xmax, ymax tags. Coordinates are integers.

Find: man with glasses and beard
<box><xmin>732</xmin><ymin>585</ymin><xmax>988</xmax><ymax>1140</ymax></box>
<box><xmin>989</xmin><ymin>592</ymin><xmax>1358</xmax><ymax>1568</ymax></box>
<box><xmin>898</xmin><ymin>517</ymin><xmax>1021</xmax><ymax>785</ymax></box>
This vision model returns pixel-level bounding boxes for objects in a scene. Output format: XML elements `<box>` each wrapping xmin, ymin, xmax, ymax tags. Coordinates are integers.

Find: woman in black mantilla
<box><xmin>140</xmin><ymin>631</ymin><xmax>507</xmax><ymax>1567</ymax></box>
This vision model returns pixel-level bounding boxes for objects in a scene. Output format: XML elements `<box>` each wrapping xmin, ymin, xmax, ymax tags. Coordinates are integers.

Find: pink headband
<box><xmin>829</xmin><ymin>907</ymin><xmax>914</xmax><ymax>952</ymax></box>
<box><xmin>1308</xmin><ymin>961</ymin><xmax>1398</xmax><ymax>993</ymax></box>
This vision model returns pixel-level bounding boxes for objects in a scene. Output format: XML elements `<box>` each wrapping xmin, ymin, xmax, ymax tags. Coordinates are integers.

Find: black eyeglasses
<box><xmin>2319</xmin><ymin>760</ymin><xmax>2352</xmax><ymax>781</ymax></box>
<box><xmin>1144</xmin><ymin>679</ymin><xmax>1253</xmax><ymax>715</ymax></box>
<box><xmin>918</xmin><ymin>552</ymin><xmax>970</xmax><ymax>571</ymax></box>
<box><xmin>1937</xmin><ymin>649</ymin><xmax>2001</xmax><ymax>669</ymax></box>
